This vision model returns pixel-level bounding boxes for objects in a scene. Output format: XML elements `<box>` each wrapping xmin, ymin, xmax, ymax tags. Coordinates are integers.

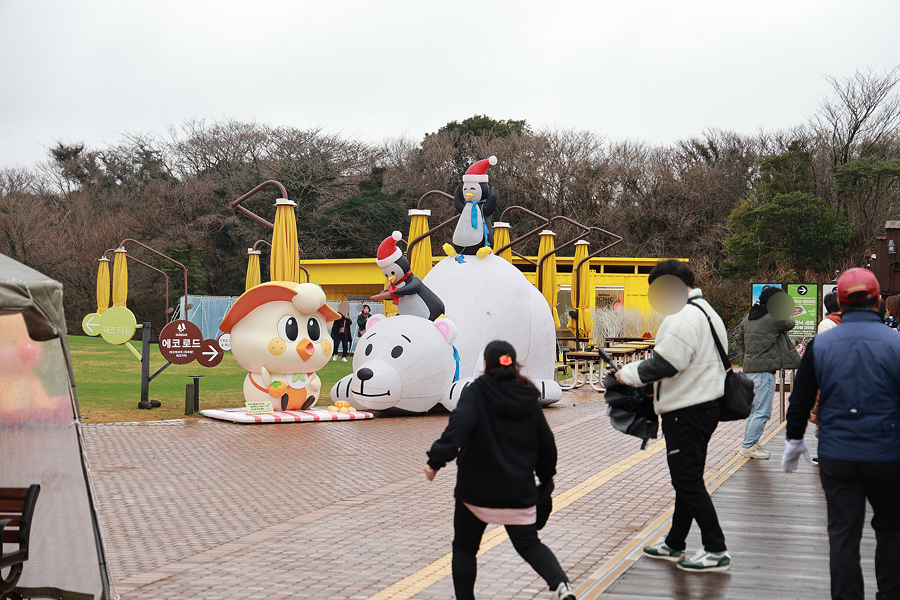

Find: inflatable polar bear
<box><xmin>330</xmin><ymin>314</ymin><xmax>461</xmax><ymax>414</ymax></box>
<box><xmin>423</xmin><ymin>252</ymin><xmax>562</xmax><ymax>408</ymax></box>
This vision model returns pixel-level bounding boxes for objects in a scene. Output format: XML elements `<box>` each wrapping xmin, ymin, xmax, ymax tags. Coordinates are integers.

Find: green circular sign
<box><xmin>99</xmin><ymin>306</ymin><xmax>138</xmax><ymax>345</ymax></box>
<box><xmin>82</xmin><ymin>312</ymin><xmax>102</xmax><ymax>337</ymax></box>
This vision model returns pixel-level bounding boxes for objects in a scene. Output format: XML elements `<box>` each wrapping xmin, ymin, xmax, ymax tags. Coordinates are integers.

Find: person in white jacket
<box><xmin>615</xmin><ymin>260</ymin><xmax>730</xmax><ymax>572</ymax></box>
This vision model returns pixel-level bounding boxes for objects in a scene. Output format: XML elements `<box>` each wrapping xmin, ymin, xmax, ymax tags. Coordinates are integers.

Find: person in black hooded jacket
<box><xmin>425</xmin><ymin>340</ymin><xmax>575</xmax><ymax>600</ymax></box>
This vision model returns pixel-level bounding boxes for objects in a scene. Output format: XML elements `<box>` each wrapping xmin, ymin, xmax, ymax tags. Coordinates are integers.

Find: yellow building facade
<box><xmin>302</xmin><ymin>255</ymin><xmax>684</xmax><ymax>316</ymax></box>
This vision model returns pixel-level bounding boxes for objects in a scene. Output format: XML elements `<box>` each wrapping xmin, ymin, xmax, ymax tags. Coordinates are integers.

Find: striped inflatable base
<box><xmin>200</xmin><ymin>406</ymin><xmax>374</xmax><ymax>424</ymax></box>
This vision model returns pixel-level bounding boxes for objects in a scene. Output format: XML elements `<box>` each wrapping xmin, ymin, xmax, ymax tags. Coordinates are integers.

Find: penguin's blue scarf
<box><xmin>463</xmin><ymin>198</ymin><xmax>491</xmax><ymax>247</ymax></box>
<box><xmin>452</xmin><ymin>345</ymin><xmax>460</xmax><ymax>382</ymax></box>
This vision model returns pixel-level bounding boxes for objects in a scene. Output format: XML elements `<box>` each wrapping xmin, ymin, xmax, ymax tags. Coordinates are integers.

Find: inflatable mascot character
<box><xmin>372</xmin><ymin>231</ymin><xmax>445</xmax><ymax>321</ymax></box>
<box><xmin>329</xmin><ymin>313</ymin><xmax>460</xmax><ymax>414</ymax></box>
<box><xmin>219</xmin><ymin>281</ymin><xmax>339</xmax><ymax>411</ymax></box>
<box><xmin>443</xmin><ymin>156</ymin><xmax>498</xmax><ymax>261</ymax></box>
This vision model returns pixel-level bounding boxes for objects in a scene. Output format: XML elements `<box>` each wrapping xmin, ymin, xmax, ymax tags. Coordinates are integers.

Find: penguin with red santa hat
<box><xmin>371</xmin><ymin>231</ymin><xmax>446</xmax><ymax>321</ymax></box>
<box><xmin>443</xmin><ymin>156</ymin><xmax>498</xmax><ymax>261</ymax></box>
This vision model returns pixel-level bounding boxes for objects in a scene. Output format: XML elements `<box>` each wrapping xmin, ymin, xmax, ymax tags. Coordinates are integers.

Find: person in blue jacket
<box><xmin>783</xmin><ymin>268</ymin><xmax>900</xmax><ymax>600</ymax></box>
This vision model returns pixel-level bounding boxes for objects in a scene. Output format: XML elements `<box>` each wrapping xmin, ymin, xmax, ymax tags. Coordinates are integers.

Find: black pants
<box><xmin>332</xmin><ymin>334</ymin><xmax>350</xmax><ymax>357</ymax></box>
<box><xmin>661</xmin><ymin>400</ymin><xmax>727</xmax><ymax>554</ymax></box>
<box><xmin>818</xmin><ymin>458</ymin><xmax>900</xmax><ymax>600</ymax></box>
<box><xmin>452</xmin><ymin>500</ymin><xmax>567</xmax><ymax>600</ymax></box>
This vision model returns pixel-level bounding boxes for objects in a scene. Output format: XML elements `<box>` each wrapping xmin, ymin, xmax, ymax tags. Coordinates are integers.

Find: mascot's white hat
<box><xmin>376</xmin><ymin>231</ymin><xmax>403</xmax><ymax>267</ymax></box>
<box><xmin>462</xmin><ymin>156</ymin><xmax>497</xmax><ymax>183</ymax></box>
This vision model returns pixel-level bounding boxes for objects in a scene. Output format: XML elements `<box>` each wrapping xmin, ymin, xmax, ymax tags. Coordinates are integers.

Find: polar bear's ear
<box><xmin>366</xmin><ymin>314</ymin><xmax>387</xmax><ymax>330</ymax></box>
<box><xmin>434</xmin><ymin>317</ymin><xmax>457</xmax><ymax>345</ymax></box>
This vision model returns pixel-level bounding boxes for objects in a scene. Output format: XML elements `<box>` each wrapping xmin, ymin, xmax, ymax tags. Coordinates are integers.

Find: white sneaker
<box><xmin>739</xmin><ymin>443</ymin><xmax>770</xmax><ymax>459</ymax></box>
<box><xmin>332</xmin><ymin>356</ymin><xmax>337</xmax><ymax>361</ymax></box>
<box><xmin>642</xmin><ymin>539</ymin><xmax>685</xmax><ymax>562</ymax></box>
<box><xmin>342</xmin><ymin>357</ymin><xmax>347</xmax><ymax>362</ymax></box>
<box><xmin>676</xmin><ymin>547</ymin><xmax>731</xmax><ymax>572</ymax></box>
<box><xmin>551</xmin><ymin>581</ymin><xmax>576</xmax><ymax>600</ymax></box>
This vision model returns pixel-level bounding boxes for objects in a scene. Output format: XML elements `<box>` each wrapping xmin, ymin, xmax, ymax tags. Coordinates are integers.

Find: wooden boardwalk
<box><xmin>582</xmin><ymin>427</ymin><xmax>878</xmax><ymax>600</ymax></box>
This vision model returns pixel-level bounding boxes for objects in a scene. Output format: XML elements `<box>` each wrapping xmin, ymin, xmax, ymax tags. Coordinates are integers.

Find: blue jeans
<box><xmin>743</xmin><ymin>371</ymin><xmax>775</xmax><ymax>448</ymax></box>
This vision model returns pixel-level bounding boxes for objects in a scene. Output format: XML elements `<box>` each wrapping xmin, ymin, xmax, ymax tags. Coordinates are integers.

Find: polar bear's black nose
<box><xmin>357</xmin><ymin>367</ymin><xmax>374</xmax><ymax>381</ymax></box>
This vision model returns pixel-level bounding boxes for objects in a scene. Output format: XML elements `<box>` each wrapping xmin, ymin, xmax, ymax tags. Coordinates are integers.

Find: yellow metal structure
<box><xmin>271</xmin><ymin>199</ymin><xmax>299</xmax><ymax>283</ymax></box>
<box><xmin>112</xmin><ymin>248</ymin><xmax>128</xmax><ymax>308</ymax></box>
<box><xmin>96</xmin><ymin>257</ymin><xmax>110</xmax><ymax>315</ymax></box>
<box><xmin>407</xmin><ymin>210</ymin><xmax>433</xmax><ymax>279</ymax></box>
<box><xmin>492</xmin><ymin>222</ymin><xmax>512</xmax><ymax>262</ymax></box>
<box><xmin>246</xmin><ymin>250</ymin><xmax>262</xmax><ymax>291</ymax></box>
<box><xmin>566</xmin><ymin>240</ymin><xmax>595</xmax><ymax>341</ymax></box>
<box><xmin>537</xmin><ymin>230</ymin><xmax>561</xmax><ymax>331</ymax></box>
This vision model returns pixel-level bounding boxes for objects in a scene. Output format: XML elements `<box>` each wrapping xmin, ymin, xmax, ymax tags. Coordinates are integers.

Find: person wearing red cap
<box><xmin>784</xmin><ymin>267</ymin><xmax>900</xmax><ymax>600</ymax></box>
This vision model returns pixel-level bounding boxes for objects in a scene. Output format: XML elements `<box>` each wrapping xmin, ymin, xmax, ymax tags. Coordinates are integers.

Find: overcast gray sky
<box><xmin>1</xmin><ymin>0</ymin><xmax>898</xmax><ymax>170</ymax></box>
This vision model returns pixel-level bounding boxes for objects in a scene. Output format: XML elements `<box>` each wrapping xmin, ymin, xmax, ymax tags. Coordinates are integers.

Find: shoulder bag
<box><xmin>689</xmin><ymin>301</ymin><xmax>754</xmax><ymax>421</ymax></box>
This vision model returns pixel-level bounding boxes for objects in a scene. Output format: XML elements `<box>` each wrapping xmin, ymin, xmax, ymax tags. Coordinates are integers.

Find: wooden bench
<box><xmin>1</xmin><ymin>485</ymin><xmax>40</xmax><ymax>599</ymax></box>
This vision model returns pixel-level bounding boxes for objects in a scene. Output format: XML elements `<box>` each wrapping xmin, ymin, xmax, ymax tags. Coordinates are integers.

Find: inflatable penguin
<box><xmin>444</xmin><ymin>156</ymin><xmax>498</xmax><ymax>261</ymax></box>
<box><xmin>372</xmin><ymin>231</ymin><xmax>445</xmax><ymax>321</ymax></box>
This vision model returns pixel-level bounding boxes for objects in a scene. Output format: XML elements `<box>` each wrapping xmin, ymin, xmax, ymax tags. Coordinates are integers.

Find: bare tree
<box><xmin>811</xmin><ymin>65</ymin><xmax>900</xmax><ymax>166</ymax></box>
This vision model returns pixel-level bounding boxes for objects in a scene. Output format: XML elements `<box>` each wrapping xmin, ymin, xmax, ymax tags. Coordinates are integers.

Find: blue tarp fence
<box><xmin>176</xmin><ymin>295</ymin><xmax>239</xmax><ymax>340</ymax></box>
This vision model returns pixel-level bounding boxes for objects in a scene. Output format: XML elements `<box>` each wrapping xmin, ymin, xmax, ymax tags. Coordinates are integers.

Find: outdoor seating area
<box><xmin>0</xmin><ymin>485</ymin><xmax>41</xmax><ymax>599</ymax></box>
<box><xmin>557</xmin><ymin>336</ymin><xmax>656</xmax><ymax>391</ymax></box>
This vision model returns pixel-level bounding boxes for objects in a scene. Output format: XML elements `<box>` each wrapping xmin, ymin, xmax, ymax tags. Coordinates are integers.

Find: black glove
<box><xmin>536</xmin><ymin>479</ymin><xmax>554</xmax><ymax>530</ymax></box>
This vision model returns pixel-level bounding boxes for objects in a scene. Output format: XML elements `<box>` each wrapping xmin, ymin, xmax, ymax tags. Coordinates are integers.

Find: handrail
<box><xmin>407</xmin><ymin>215</ymin><xmax>459</xmax><ymax>257</ymax></box>
<box><xmin>228</xmin><ymin>180</ymin><xmax>290</xmax><ymax>229</ymax></box>
<box><xmin>416</xmin><ymin>190</ymin><xmax>454</xmax><ymax>210</ymax></box>
<box><xmin>117</xmin><ymin>239</ymin><xmax>192</xmax><ymax>309</ymax></box>
<box><xmin>104</xmin><ymin>248</ymin><xmax>173</xmax><ymax>317</ymax></box>
<box><xmin>571</xmin><ymin>227</ymin><xmax>624</xmax><ymax>345</ymax></box>
<box><xmin>248</xmin><ymin>239</ymin><xmax>310</xmax><ymax>283</ymax></box>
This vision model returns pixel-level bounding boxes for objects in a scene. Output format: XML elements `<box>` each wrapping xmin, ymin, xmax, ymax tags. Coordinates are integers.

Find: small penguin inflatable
<box><xmin>444</xmin><ymin>156</ymin><xmax>498</xmax><ymax>260</ymax></box>
<box><xmin>372</xmin><ymin>231</ymin><xmax>445</xmax><ymax>321</ymax></box>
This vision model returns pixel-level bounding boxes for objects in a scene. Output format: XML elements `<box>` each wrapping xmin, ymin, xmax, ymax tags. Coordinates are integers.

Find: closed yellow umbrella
<box><xmin>246</xmin><ymin>249</ymin><xmax>262</xmax><ymax>291</ymax></box>
<box><xmin>271</xmin><ymin>198</ymin><xmax>299</xmax><ymax>283</ymax></box>
<box><xmin>112</xmin><ymin>247</ymin><xmax>128</xmax><ymax>308</ymax></box>
<box><xmin>96</xmin><ymin>257</ymin><xmax>110</xmax><ymax>315</ymax></box>
<box><xmin>492</xmin><ymin>222</ymin><xmax>512</xmax><ymax>262</ymax></box>
<box><xmin>538</xmin><ymin>230</ymin><xmax>561</xmax><ymax>331</ymax></box>
<box><xmin>567</xmin><ymin>240</ymin><xmax>595</xmax><ymax>343</ymax></box>
<box><xmin>407</xmin><ymin>209</ymin><xmax>433</xmax><ymax>279</ymax></box>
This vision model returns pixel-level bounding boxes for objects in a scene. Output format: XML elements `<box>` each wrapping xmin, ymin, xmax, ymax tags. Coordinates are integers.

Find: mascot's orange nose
<box><xmin>297</xmin><ymin>338</ymin><xmax>314</xmax><ymax>361</ymax></box>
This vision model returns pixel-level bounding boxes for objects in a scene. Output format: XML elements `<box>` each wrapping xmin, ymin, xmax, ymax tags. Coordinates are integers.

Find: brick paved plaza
<box><xmin>82</xmin><ymin>388</ymin><xmax>850</xmax><ymax>600</ymax></box>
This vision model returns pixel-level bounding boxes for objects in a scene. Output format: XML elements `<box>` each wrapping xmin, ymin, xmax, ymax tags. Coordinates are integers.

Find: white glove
<box><xmin>782</xmin><ymin>439</ymin><xmax>812</xmax><ymax>473</ymax></box>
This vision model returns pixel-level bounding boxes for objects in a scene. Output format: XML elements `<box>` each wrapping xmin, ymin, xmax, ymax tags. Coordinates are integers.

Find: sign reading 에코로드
<box><xmin>158</xmin><ymin>319</ymin><xmax>202</xmax><ymax>364</ymax></box>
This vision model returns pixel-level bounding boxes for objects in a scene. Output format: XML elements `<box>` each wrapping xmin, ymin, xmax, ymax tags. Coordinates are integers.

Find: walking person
<box><xmin>737</xmin><ymin>285</ymin><xmax>800</xmax><ymax>459</ymax></box>
<box><xmin>424</xmin><ymin>340</ymin><xmax>575</xmax><ymax>600</ymax></box>
<box><xmin>783</xmin><ymin>268</ymin><xmax>900</xmax><ymax>600</ymax></box>
<box><xmin>331</xmin><ymin>311</ymin><xmax>352</xmax><ymax>361</ymax></box>
<box><xmin>615</xmin><ymin>259</ymin><xmax>731</xmax><ymax>572</ymax></box>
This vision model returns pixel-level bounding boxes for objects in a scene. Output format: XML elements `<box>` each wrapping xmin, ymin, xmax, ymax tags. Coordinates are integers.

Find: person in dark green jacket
<box><xmin>738</xmin><ymin>286</ymin><xmax>801</xmax><ymax>458</ymax></box>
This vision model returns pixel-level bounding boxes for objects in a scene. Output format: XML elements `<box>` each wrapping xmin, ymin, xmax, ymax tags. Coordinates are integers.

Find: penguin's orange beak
<box><xmin>465</xmin><ymin>192</ymin><xmax>474</xmax><ymax>200</ymax></box>
<box><xmin>296</xmin><ymin>338</ymin><xmax>314</xmax><ymax>361</ymax></box>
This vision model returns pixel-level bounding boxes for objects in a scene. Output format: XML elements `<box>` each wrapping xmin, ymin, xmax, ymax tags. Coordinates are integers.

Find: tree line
<box><xmin>2</xmin><ymin>66</ymin><xmax>899</xmax><ymax>334</ymax></box>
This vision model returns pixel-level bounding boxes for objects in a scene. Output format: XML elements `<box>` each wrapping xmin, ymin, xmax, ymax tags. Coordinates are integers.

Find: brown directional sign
<box><xmin>197</xmin><ymin>338</ymin><xmax>224</xmax><ymax>368</ymax></box>
<box><xmin>158</xmin><ymin>320</ymin><xmax>202</xmax><ymax>364</ymax></box>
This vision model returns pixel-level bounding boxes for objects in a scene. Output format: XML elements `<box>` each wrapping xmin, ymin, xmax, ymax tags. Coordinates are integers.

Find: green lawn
<box><xmin>69</xmin><ymin>335</ymin><xmax>353</xmax><ymax>423</ymax></box>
